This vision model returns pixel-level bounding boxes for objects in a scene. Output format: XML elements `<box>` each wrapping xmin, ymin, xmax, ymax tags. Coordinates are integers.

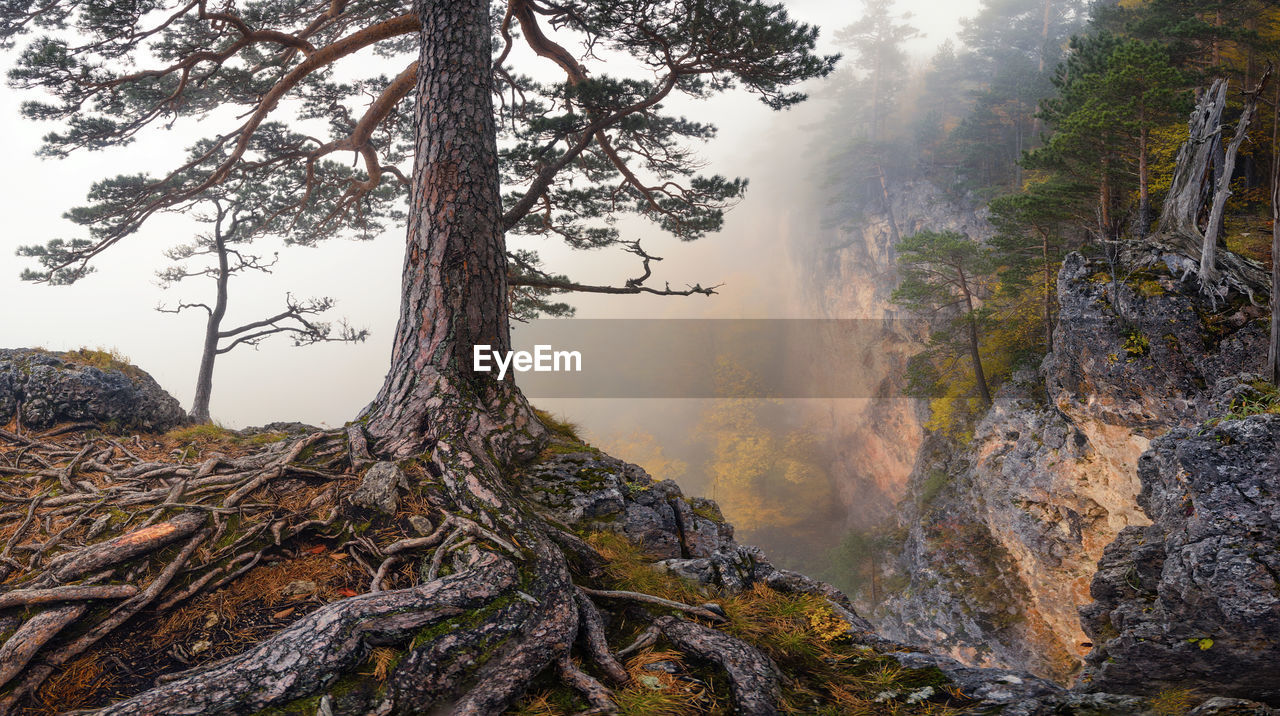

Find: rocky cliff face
<box><xmin>1081</xmin><ymin>396</ymin><xmax>1280</xmax><ymax>703</ymax></box>
<box><xmin>878</xmin><ymin>245</ymin><xmax>1270</xmax><ymax>683</ymax></box>
<box><xmin>799</xmin><ymin>180</ymin><xmax>992</xmax><ymax>527</ymax></box>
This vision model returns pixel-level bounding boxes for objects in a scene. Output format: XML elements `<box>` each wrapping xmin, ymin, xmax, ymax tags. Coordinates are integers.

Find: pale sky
<box><xmin>0</xmin><ymin>0</ymin><xmax>979</xmax><ymax>428</ymax></box>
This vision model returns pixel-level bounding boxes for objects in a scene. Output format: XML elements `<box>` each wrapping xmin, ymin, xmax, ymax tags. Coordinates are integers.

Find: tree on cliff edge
<box><xmin>5</xmin><ymin>0</ymin><xmax>834</xmax><ymax>455</ymax></box>
<box><xmin>0</xmin><ymin>1</ymin><xmax>835</xmax><ymax>712</ymax></box>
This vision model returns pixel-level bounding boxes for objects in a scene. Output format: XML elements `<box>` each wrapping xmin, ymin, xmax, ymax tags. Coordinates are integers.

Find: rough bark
<box><xmin>44</xmin><ymin>512</ymin><xmax>206</xmax><ymax>585</ymax></box>
<box><xmin>361</xmin><ymin>0</ymin><xmax>542</xmax><ymax>461</ymax></box>
<box><xmin>1270</xmin><ymin>78</ymin><xmax>1280</xmax><ymax>385</ymax></box>
<box><xmin>574</xmin><ymin>589</ymin><xmax>630</xmax><ymax>686</ymax></box>
<box><xmin>94</xmin><ymin>555</ymin><xmax>518</xmax><ymax>715</ymax></box>
<box><xmin>0</xmin><ymin>604</ymin><xmax>85</xmax><ymax>689</ymax></box>
<box><xmin>1159</xmin><ymin>80</ymin><xmax>1226</xmax><ymax>236</ymax></box>
<box><xmin>1200</xmin><ymin>73</ymin><xmax>1268</xmax><ymax>290</ymax></box>
<box><xmin>1155</xmin><ymin>77</ymin><xmax>1270</xmax><ymax>302</ymax></box>
<box><xmin>0</xmin><ymin>584</ymin><xmax>138</xmax><ymax>610</ymax></box>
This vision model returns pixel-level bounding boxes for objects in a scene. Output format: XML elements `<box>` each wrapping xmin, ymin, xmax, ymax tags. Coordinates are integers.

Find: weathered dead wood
<box><xmin>616</xmin><ymin>625</ymin><xmax>661</xmax><ymax>658</ymax></box>
<box><xmin>1155</xmin><ymin>76</ymin><xmax>1271</xmax><ymax>302</ymax></box>
<box><xmin>1201</xmin><ymin>69</ymin><xmax>1272</xmax><ymax>289</ymax></box>
<box><xmin>579</xmin><ymin>586</ymin><xmax>726</xmax><ymax>623</ymax></box>
<box><xmin>0</xmin><ymin>530</ymin><xmax>213</xmax><ymax>713</ymax></box>
<box><xmin>654</xmin><ymin>616</ymin><xmax>782</xmax><ymax>716</ymax></box>
<box><xmin>1161</xmin><ymin>80</ymin><xmax>1228</xmax><ymax>237</ymax></box>
<box><xmin>43</xmin><ymin>511</ymin><xmax>206</xmax><ymax>584</ymax></box>
<box><xmin>1272</xmin><ymin>74</ymin><xmax>1280</xmax><ymax>384</ymax></box>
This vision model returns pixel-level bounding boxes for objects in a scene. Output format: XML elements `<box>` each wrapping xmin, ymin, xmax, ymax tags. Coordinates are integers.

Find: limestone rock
<box><xmin>880</xmin><ymin>245</ymin><xmax>1268</xmax><ymax>684</ymax></box>
<box><xmin>0</xmin><ymin>348</ymin><xmax>185</xmax><ymax>432</ymax></box>
<box><xmin>1081</xmin><ymin>412</ymin><xmax>1280</xmax><ymax>704</ymax></box>
<box><xmin>350</xmin><ymin>462</ymin><xmax>409</xmax><ymax>514</ymax></box>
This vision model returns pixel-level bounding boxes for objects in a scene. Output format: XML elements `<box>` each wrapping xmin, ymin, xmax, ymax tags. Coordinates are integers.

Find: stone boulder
<box><xmin>0</xmin><ymin>348</ymin><xmax>186</xmax><ymax>432</ymax></box>
<box><xmin>1080</xmin><ymin>410</ymin><xmax>1280</xmax><ymax>704</ymax></box>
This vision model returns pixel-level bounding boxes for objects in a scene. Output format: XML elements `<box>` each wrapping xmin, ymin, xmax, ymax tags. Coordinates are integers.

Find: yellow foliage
<box><xmin>597</xmin><ymin>430</ymin><xmax>688</xmax><ymax>482</ymax></box>
<box><xmin>807</xmin><ymin>603</ymin><xmax>853</xmax><ymax>643</ymax></box>
<box><xmin>693</xmin><ymin>358</ymin><xmax>833</xmax><ymax>533</ymax></box>
<box><xmin>1149</xmin><ymin>687</ymin><xmax>1197</xmax><ymax>716</ymax></box>
<box><xmin>922</xmin><ymin>280</ymin><xmax>1045</xmax><ymax>441</ymax></box>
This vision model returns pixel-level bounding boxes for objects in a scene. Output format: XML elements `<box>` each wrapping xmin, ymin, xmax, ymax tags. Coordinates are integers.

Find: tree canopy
<box><xmin>7</xmin><ymin>0</ymin><xmax>836</xmax><ymax>306</ymax></box>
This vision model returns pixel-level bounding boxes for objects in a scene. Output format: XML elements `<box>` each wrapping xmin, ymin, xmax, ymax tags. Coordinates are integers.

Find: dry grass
<box><xmin>612</xmin><ymin>648</ymin><xmax>711</xmax><ymax>716</ymax></box>
<box><xmin>585</xmin><ymin>531</ymin><xmax>701</xmax><ymax>603</ymax></box>
<box><xmin>533</xmin><ymin>409</ymin><xmax>584</xmax><ymax>443</ymax></box>
<box><xmin>363</xmin><ymin>647</ymin><xmax>400</xmax><ymax>681</ymax></box>
<box><xmin>61</xmin><ymin>347</ymin><xmax>142</xmax><ymax>379</ymax></box>
<box><xmin>1150</xmin><ymin>688</ymin><xmax>1197</xmax><ymax>716</ymax></box>
<box><xmin>581</xmin><ymin>531</ymin><xmax>968</xmax><ymax>715</ymax></box>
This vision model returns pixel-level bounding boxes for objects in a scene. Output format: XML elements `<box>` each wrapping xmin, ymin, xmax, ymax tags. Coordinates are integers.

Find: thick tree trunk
<box><xmin>1159</xmin><ymin>80</ymin><xmax>1226</xmax><ymax>236</ymax></box>
<box><xmin>1270</xmin><ymin>79</ymin><xmax>1280</xmax><ymax>384</ymax></box>
<box><xmin>361</xmin><ymin>0</ymin><xmax>542</xmax><ymax>461</ymax></box>
<box><xmin>189</xmin><ymin>229</ymin><xmax>230</xmax><ymax>423</ymax></box>
<box><xmin>1200</xmin><ymin>83</ymin><xmax>1262</xmax><ymax>289</ymax></box>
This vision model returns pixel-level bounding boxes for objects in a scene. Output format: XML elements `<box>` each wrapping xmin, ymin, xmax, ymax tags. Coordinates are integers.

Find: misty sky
<box><xmin>0</xmin><ymin>0</ymin><xmax>978</xmax><ymax>429</ymax></box>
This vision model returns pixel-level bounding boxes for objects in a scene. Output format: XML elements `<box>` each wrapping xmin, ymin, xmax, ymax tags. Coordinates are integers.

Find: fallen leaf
<box><xmin>329</xmin><ymin>552</ymin><xmax>350</xmax><ymax>560</ymax></box>
<box><xmin>272</xmin><ymin>607</ymin><xmax>296</xmax><ymax>620</ymax></box>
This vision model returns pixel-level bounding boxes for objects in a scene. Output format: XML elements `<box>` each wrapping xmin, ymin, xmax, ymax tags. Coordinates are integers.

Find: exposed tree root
<box><xmin>573</xmin><ymin>590</ymin><xmax>630</xmax><ymax>686</ymax></box>
<box><xmin>92</xmin><ymin>554</ymin><xmax>517</xmax><ymax>715</ymax></box>
<box><xmin>652</xmin><ymin>616</ymin><xmax>782</xmax><ymax>716</ymax></box>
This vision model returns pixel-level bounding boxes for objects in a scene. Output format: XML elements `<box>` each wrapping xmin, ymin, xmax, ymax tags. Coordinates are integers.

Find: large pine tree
<box><xmin>7</xmin><ymin>0</ymin><xmax>834</xmax><ymax>454</ymax></box>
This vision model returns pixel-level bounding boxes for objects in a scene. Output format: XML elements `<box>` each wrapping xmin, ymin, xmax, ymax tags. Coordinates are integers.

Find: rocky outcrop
<box><xmin>880</xmin><ymin>245</ymin><xmax>1270</xmax><ymax>683</ymax></box>
<box><xmin>0</xmin><ymin>348</ymin><xmax>186</xmax><ymax>432</ymax></box>
<box><xmin>3</xmin><ymin>345</ymin><xmax>1276</xmax><ymax>714</ymax></box>
<box><xmin>1081</xmin><ymin>404</ymin><xmax>1280</xmax><ymax>703</ymax></box>
<box><xmin>526</xmin><ymin>445</ymin><xmax>1280</xmax><ymax>714</ymax></box>
<box><xmin>523</xmin><ymin>450</ymin><xmax>870</xmax><ymax>622</ymax></box>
